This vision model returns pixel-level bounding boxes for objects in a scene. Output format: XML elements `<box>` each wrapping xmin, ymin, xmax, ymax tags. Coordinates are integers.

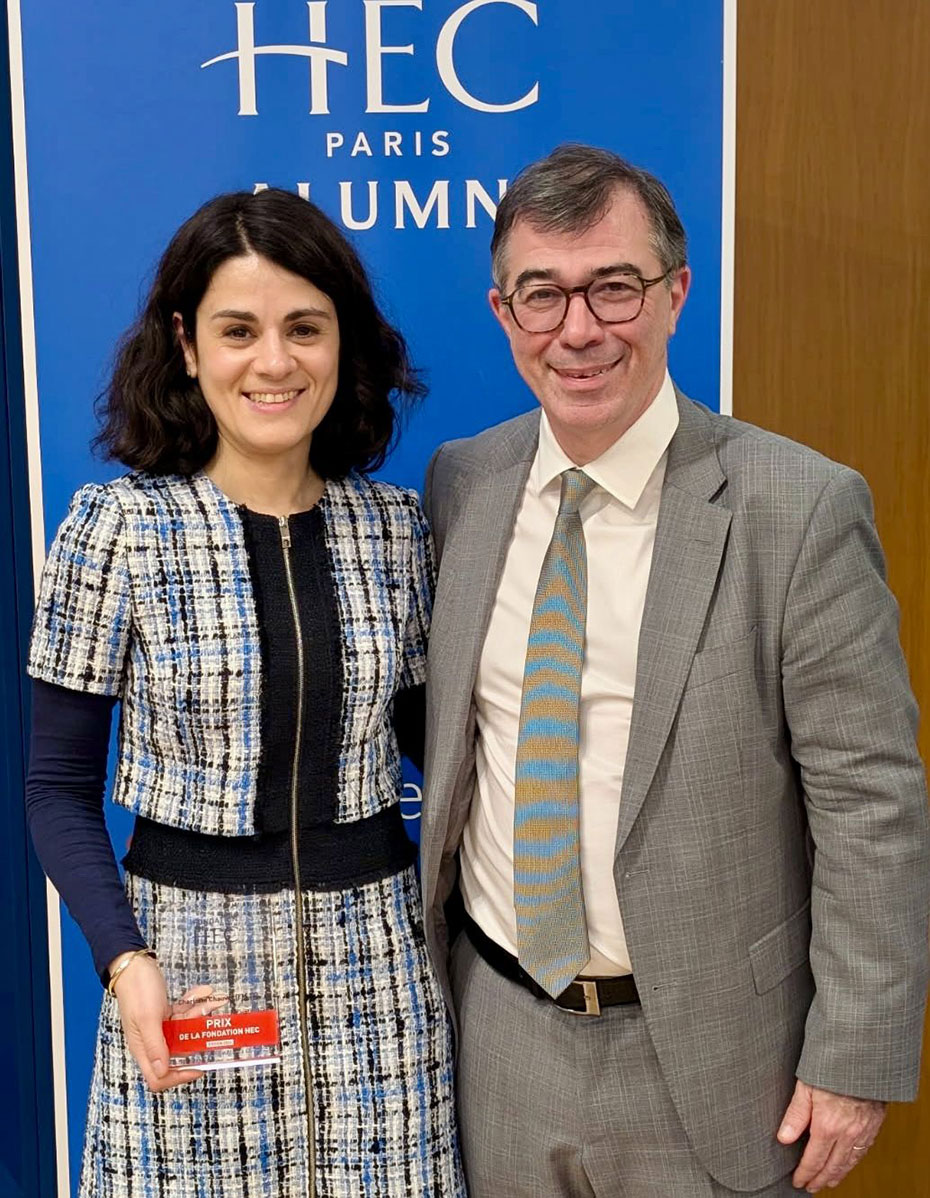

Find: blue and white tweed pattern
<box><xmin>28</xmin><ymin>471</ymin><xmax>432</xmax><ymax>836</ymax></box>
<box><xmin>513</xmin><ymin>468</ymin><xmax>596</xmax><ymax>997</ymax></box>
<box><xmin>79</xmin><ymin>866</ymin><xmax>464</xmax><ymax>1197</ymax></box>
<box><xmin>324</xmin><ymin>478</ymin><xmax>432</xmax><ymax>822</ymax></box>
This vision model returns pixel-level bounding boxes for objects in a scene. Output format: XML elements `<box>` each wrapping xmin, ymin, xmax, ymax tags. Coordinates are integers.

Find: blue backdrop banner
<box><xmin>15</xmin><ymin>1</ymin><xmax>726</xmax><ymax>1188</ymax></box>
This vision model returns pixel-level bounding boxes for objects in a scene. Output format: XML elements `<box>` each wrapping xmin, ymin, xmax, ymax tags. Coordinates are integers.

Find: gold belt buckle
<box><xmin>565</xmin><ymin>979</ymin><xmax>601</xmax><ymax>1016</ymax></box>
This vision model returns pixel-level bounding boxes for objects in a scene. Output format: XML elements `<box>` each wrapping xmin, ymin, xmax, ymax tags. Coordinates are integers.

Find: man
<box><xmin>420</xmin><ymin>143</ymin><xmax>930</xmax><ymax>1197</ymax></box>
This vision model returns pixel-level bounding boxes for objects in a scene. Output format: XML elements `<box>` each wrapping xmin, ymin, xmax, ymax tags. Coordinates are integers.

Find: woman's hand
<box><xmin>110</xmin><ymin>954</ymin><xmax>203</xmax><ymax>1092</ymax></box>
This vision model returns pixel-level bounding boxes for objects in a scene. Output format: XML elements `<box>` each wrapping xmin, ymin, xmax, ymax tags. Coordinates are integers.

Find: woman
<box><xmin>26</xmin><ymin>188</ymin><xmax>465</xmax><ymax>1197</ymax></box>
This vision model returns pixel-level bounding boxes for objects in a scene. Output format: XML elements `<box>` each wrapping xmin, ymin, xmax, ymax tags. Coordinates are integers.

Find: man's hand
<box><xmin>777</xmin><ymin>1080</ymin><xmax>885</xmax><ymax>1192</ymax></box>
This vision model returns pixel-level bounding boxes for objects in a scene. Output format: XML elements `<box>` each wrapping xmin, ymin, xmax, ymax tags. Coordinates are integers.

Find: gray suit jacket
<box><xmin>420</xmin><ymin>390</ymin><xmax>930</xmax><ymax>1190</ymax></box>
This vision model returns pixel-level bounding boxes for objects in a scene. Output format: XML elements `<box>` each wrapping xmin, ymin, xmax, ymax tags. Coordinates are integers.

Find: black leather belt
<box><xmin>463</xmin><ymin>911</ymin><xmax>639</xmax><ymax>1016</ymax></box>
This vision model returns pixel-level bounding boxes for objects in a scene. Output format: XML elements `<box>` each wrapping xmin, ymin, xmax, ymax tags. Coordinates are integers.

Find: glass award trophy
<box><xmin>162</xmin><ymin>935</ymin><xmax>282</xmax><ymax>1072</ymax></box>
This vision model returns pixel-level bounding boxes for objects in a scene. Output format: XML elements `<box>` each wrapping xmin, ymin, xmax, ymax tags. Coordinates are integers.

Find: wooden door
<box><xmin>734</xmin><ymin>3</ymin><xmax>930</xmax><ymax>1193</ymax></box>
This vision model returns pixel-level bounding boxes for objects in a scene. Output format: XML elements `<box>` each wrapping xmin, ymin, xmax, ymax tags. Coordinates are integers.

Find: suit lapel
<box><xmin>615</xmin><ymin>396</ymin><xmax>731</xmax><ymax>855</ymax></box>
<box><xmin>422</xmin><ymin>419</ymin><xmax>537</xmax><ymax>905</ymax></box>
<box><xmin>429</xmin><ymin>454</ymin><xmax>533</xmax><ymax>731</ymax></box>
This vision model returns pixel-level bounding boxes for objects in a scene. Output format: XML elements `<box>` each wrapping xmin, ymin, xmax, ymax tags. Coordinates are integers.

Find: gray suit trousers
<box><xmin>451</xmin><ymin>934</ymin><xmax>799</xmax><ymax>1198</ymax></box>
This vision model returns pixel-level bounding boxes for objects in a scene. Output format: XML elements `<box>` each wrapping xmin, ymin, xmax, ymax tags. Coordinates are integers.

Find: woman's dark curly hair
<box><xmin>96</xmin><ymin>188</ymin><xmax>425</xmax><ymax>478</ymax></box>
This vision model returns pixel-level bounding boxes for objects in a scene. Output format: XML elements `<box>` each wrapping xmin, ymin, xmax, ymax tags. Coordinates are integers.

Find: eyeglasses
<box><xmin>500</xmin><ymin>269</ymin><xmax>673</xmax><ymax>333</ymax></box>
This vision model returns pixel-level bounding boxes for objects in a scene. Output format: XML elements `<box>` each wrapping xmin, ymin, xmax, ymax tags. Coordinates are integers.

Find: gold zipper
<box><xmin>278</xmin><ymin>514</ymin><xmax>316</xmax><ymax>1198</ymax></box>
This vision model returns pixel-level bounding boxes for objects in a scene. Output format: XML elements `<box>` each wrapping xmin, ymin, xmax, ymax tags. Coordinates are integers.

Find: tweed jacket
<box><xmin>420</xmin><ymin>391</ymin><xmax>930</xmax><ymax>1191</ymax></box>
<box><xmin>29</xmin><ymin>470</ymin><xmax>432</xmax><ymax>836</ymax></box>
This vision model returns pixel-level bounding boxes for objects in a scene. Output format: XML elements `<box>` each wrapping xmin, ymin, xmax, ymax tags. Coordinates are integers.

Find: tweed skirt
<box><xmin>79</xmin><ymin>865</ymin><xmax>465</xmax><ymax>1197</ymax></box>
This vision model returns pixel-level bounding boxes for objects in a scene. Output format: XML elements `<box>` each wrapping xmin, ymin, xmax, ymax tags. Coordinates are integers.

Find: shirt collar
<box><xmin>534</xmin><ymin>372</ymin><xmax>680</xmax><ymax>509</ymax></box>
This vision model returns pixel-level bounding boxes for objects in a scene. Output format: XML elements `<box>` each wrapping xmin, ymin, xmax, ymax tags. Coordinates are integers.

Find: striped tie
<box><xmin>513</xmin><ymin>468</ymin><xmax>597</xmax><ymax>997</ymax></box>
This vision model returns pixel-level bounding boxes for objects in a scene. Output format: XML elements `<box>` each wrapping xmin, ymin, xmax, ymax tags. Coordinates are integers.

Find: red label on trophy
<box><xmin>164</xmin><ymin>1009</ymin><xmax>279</xmax><ymax>1056</ymax></box>
<box><xmin>163</xmin><ymin>1005</ymin><xmax>281</xmax><ymax>1072</ymax></box>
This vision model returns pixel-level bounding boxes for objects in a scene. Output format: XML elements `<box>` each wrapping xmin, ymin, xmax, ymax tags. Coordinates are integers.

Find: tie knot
<box><xmin>558</xmin><ymin>469</ymin><xmax>596</xmax><ymax>516</ymax></box>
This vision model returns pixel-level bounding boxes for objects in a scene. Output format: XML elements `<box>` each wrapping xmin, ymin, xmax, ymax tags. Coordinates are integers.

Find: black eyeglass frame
<box><xmin>499</xmin><ymin>268</ymin><xmax>674</xmax><ymax>333</ymax></box>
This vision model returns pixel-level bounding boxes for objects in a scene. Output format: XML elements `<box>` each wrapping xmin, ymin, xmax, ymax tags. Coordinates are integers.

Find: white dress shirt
<box><xmin>460</xmin><ymin>374</ymin><xmax>679</xmax><ymax>975</ymax></box>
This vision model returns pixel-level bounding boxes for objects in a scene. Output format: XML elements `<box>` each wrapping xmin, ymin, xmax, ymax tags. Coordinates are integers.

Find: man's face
<box><xmin>489</xmin><ymin>188</ymin><xmax>690</xmax><ymax>463</ymax></box>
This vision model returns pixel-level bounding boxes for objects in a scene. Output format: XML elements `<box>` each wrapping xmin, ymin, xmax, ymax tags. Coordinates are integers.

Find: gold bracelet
<box><xmin>106</xmin><ymin>948</ymin><xmax>158</xmax><ymax>997</ymax></box>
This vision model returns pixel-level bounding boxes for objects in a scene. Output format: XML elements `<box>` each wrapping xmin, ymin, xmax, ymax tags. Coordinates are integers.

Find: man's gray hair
<box><xmin>490</xmin><ymin>143</ymin><xmax>688</xmax><ymax>289</ymax></box>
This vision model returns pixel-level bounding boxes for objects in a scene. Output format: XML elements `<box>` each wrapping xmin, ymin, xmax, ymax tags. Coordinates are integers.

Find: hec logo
<box><xmin>202</xmin><ymin>0</ymin><xmax>539</xmax><ymax>116</ymax></box>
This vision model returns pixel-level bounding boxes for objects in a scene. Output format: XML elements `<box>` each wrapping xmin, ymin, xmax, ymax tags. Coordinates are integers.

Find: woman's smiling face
<box><xmin>178</xmin><ymin>252</ymin><xmax>341</xmax><ymax>469</ymax></box>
